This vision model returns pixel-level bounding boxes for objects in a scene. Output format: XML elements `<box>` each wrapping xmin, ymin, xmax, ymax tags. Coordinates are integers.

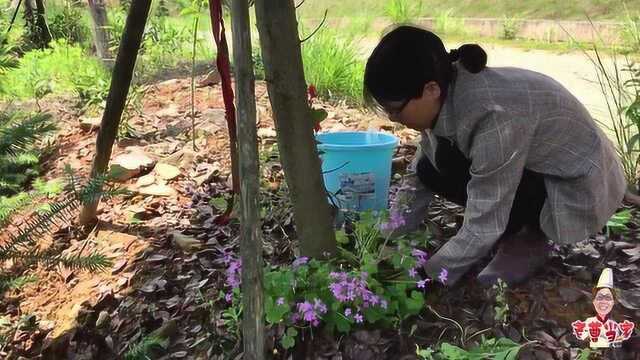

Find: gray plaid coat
<box><xmin>406</xmin><ymin>64</ymin><xmax>626</xmax><ymax>284</ymax></box>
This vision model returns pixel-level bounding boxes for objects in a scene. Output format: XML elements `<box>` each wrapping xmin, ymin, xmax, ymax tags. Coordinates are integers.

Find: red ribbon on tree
<box><xmin>209</xmin><ymin>0</ymin><xmax>237</xmax><ymax>223</ymax></box>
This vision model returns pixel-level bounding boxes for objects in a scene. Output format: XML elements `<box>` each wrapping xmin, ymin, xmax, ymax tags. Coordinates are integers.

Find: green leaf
<box><xmin>439</xmin><ymin>343</ymin><xmax>470</xmax><ymax>359</ymax></box>
<box><xmin>336</xmin><ymin>229</ymin><xmax>349</xmax><ymax>244</ymax></box>
<box><xmin>180</xmin><ymin>7</ymin><xmax>198</xmax><ymax>16</ymax></box>
<box><xmin>210</xmin><ymin>196</ymin><xmax>227</xmax><ymax>211</ymax></box>
<box><xmin>286</xmin><ymin>327</ymin><xmax>298</xmax><ymax>337</ymax></box>
<box><xmin>281</xmin><ymin>335</ymin><xmax>295</xmax><ymax>349</ymax></box>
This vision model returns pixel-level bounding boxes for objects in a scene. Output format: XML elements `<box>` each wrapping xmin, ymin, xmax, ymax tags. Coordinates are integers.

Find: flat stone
<box><xmin>138</xmin><ymin>184</ymin><xmax>177</xmax><ymax>197</ymax></box>
<box><xmin>155</xmin><ymin>163</ymin><xmax>181</xmax><ymax>180</ymax></box>
<box><xmin>136</xmin><ymin>174</ymin><xmax>156</xmax><ymax>187</ymax></box>
<box><xmin>79</xmin><ymin>117</ymin><xmax>101</xmax><ymax>131</ymax></box>
<box><xmin>155</xmin><ymin>104</ymin><xmax>180</xmax><ymax>118</ymax></box>
<box><xmin>110</xmin><ymin>152</ymin><xmax>156</xmax><ymax>182</ymax></box>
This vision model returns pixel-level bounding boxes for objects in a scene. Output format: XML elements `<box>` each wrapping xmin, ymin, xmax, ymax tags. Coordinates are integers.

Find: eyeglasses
<box><xmin>382</xmin><ymin>98</ymin><xmax>410</xmax><ymax>118</ymax></box>
<box><xmin>595</xmin><ymin>294</ymin><xmax>614</xmax><ymax>302</ymax></box>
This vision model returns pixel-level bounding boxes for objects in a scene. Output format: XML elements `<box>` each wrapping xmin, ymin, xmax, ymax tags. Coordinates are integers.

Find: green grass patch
<box><xmin>300</xmin><ymin>28</ymin><xmax>365</xmax><ymax>104</ymax></box>
<box><xmin>1</xmin><ymin>40</ymin><xmax>108</xmax><ymax>100</ymax></box>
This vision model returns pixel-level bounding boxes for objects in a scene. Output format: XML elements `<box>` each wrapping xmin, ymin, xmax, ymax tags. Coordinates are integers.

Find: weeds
<box><xmin>383</xmin><ymin>0</ymin><xmax>422</xmax><ymax>24</ymax></box>
<box><xmin>501</xmin><ymin>15</ymin><xmax>520</xmax><ymax>40</ymax></box>
<box><xmin>2</xmin><ymin>40</ymin><xmax>108</xmax><ymax>100</ymax></box>
<box><xmin>124</xmin><ymin>334</ymin><xmax>169</xmax><ymax>360</ymax></box>
<box><xmin>493</xmin><ymin>278</ymin><xmax>510</xmax><ymax>326</ymax></box>
<box><xmin>301</xmin><ymin>28</ymin><xmax>364</xmax><ymax>103</ymax></box>
<box><xmin>621</xmin><ymin>5</ymin><xmax>640</xmax><ymax>52</ymax></box>
<box><xmin>48</xmin><ymin>0</ymin><xmax>91</xmax><ymax>47</ymax></box>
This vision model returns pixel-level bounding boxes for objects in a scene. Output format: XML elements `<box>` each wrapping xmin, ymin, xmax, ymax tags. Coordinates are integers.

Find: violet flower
<box><xmin>354</xmin><ymin>313</ymin><xmax>364</xmax><ymax>323</ymax></box>
<box><xmin>438</xmin><ymin>268</ymin><xmax>448</xmax><ymax>284</ymax></box>
<box><xmin>292</xmin><ymin>256</ymin><xmax>309</xmax><ymax>268</ymax></box>
<box><xmin>276</xmin><ymin>297</ymin><xmax>285</xmax><ymax>306</ymax></box>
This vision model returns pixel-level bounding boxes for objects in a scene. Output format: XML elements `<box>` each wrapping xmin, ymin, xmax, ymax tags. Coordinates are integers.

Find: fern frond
<box><xmin>0</xmin><ymin>192</ymin><xmax>33</xmax><ymax>226</ymax></box>
<box><xmin>0</xmin><ymin>196</ymin><xmax>80</xmax><ymax>259</ymax></box>
<box><xmin>125</xmin><ymin>335</ymin><xmax>169</xmax><ymax>360</ymax></box>
<box><xmin>55</xmin><ymin>252</ymin><xmax>112</xmax><ymax>272</ymax></box>
<box><xmin>0</xmin><ymin>275</ymin><xmax>37</xmax><ymax>292</ymax></box>
<box><xmin>0</xmin><ymin>112</ymin><xmax>55</xmax><ymax>157</ymax></box>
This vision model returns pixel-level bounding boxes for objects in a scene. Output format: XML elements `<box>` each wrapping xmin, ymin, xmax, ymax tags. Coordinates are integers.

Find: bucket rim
<box><xmin>315</xmin><ymin>131</ymin><xmax>399</xmax><ymax>150</ymax></box>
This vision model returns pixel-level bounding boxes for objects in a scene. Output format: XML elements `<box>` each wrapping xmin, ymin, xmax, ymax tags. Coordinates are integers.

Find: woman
<box><xmin>364</xmin><ymin>25</ymin><xmax>626</xmax><ymax>286</ymax></box>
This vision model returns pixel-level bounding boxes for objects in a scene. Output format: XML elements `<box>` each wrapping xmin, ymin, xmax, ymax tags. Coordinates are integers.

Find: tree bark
<box><xmin>254</xmin><ymin>0</ymin><xmax>336</xmax><ymax>257</ymax></box>
<box><xmin>231</xmin><ymin>0</ymin><xmax>264</xmax><ymax>358</ymax></box>
<box><xmin>79</xmin><ymin>0</ymin><xmax>152</xmax><ymax>225</ymax></box>
<box><xmin>87</xmin><ymin>0</ymin><xmax>112</xmax><ymax>63</ymax></box>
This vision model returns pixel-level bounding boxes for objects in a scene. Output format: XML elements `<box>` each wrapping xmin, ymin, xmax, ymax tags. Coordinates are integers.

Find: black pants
<box><xmin>416</xmin><ymin>136</ymin><xmax>546</xmax><ymax>237</ymax></box>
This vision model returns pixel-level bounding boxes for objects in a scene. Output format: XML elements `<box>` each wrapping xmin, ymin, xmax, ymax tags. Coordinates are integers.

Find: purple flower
<box><xmin>328</xmin><ymin>272</ymin><xmax>382</xmax><ymax>309</ymax></box>
<box><xmin>276</xmin><ymin>297</ymin><xmax>285</xmax><ymax>306</ymax></box>
<box><xmin>417</xmin><ymin>279</ymin><xmax>427</xmax><ymax>289</ymax></box>
<box><xmin>408</xmin><ymin>268</ymin><xmax>417</xmax><ymax>278</ymax></box>
<box><xmin>380</xmin><ymin>299</ymin><xmax>388</xmax><ymax>309</ymax></box>
<box><xmin>314</xmin><ymin>299</ymin><xmax>328</xmax><ymax>314</ymax></box>
<box><xmin>354</xmin><ymin>313</ymin><xmax>364</xmax><ymax>323</ymax></box>
<box><xmin>438</xmin><ymin>268</ymin><xmax>448</xmax><ymax>284</ymax></box>
<box><xmin>225</xmin><ymin>292</ymin><xmax>233</xmax><ymax>303</ymax></box>
<box><xmin>295</xmin><ymin>300</ymin><xmax>325</xmax><ymax>327</ymax></box>
<box><xmin>344</xmin><ymin>308</ymin><xmax>352</xmax><ymax>317</ymax></box>
<box><xmin>380</xmin><ymin>209</ymin><xmax>406</xmax><ymax>232</ymax></box>
<box><xmin>225</xmin><ymin>258</ymin><xmax>242</xmax><ymax>289</ymax></box>
<box><xmin>292</xmin><ymin>256</ymin><xmax>309</xmax><ymax>268</ymax></box>
<box><xmin>412</xmin><ymin>248</ymin><xmax>428</xmax><ymax>266</ymax></box>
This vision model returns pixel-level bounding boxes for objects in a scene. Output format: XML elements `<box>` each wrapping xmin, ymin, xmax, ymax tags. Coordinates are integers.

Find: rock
<box><xmin>79</xmin><ymin>116</ymin><xmax>101</xmax><ymax>131</ymax></box>
<box><xmin>163</xmin><ymin>149</ymin><xmax>196</xmax><ymax>169</ymax></box>
<box><xmin>95</xmin><ymin>310</ymin><xmax>110</xmax><ymax>328</ymax></box>
<box><xmin>257</xmin><ymin>127</ymin><xmax>277</xmax><ymax>138</ymax></box>
<box><xmin>136</xmin><ymin>174</ymin><xmax>155</xmax><ymax>187</ymax></box>
<box><xmin>155</xmin><ymin>104</ymin><xmax>180</xmax><ymax>118</ymax></box>
<box><xmin>197</xmin><ymin>69</ymin><xmax>221</xmax><ymax>87</ymax></box>
<box><xmin>110</xmin><ymin>152</ymin><xmax>156</xmax><ymax>182</ymax></box>
<box><xmin>138</xmin><ymin>184</ymin><xmax>177</xmax><ymax>197</ymax></box>
<box><xmin>155</xmin><ymin>163</ymin><xmax>181</xmax><ymax>180</ymax></box>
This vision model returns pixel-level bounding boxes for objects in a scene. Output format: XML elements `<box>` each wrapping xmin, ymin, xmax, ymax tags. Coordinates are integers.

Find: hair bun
<box><xmin>457</xmin><ymin>44</ymin><xmax>487</xmax><ymax>73</ymax></box>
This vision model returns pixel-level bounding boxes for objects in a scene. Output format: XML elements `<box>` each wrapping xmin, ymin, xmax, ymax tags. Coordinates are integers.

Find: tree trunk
<box><xmin>87</xmin><ymin>0</ymin><xmax>112</xmax><ymax>63</ymax></box>
<box><xmin>231</xmin><ymin>0</ymin><xmax>264</xmax><ymax>358</ymax></box>
<box><xmin>33</xmin><ymin>0</ymin><xmax>51</xmax><ymax>45</ymax></box>
<box><xmin>254</xmin><ymin>0</ymin><xmax>336</xmax><ymax>257</ymax></box>
<box><xmin>79</xmin><ymin>0</ymin><xmax>152</xmax><ymax>225</ymax></box>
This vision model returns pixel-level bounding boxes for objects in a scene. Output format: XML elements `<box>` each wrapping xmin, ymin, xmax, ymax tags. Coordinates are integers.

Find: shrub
<box><xmin>48</xmin><ymin>1</ymin><xmax>91</xmax><ymax>47</ymax></box>
<box><xmin>501</xmin><ymin>15</ymin><xmax>520</xmax><ymax>40</ymax></box>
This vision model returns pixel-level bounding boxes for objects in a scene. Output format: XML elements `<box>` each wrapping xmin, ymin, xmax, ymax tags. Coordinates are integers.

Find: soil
<box><xmin>0</xmin><ymin>71</ymin><xmax>639</xmax><ymax>360</ymax></box>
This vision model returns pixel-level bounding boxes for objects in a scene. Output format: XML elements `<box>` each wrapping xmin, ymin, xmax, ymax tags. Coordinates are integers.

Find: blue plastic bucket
<box><xmin>316</xmin><ymin>131</ymin><xmax>399</xmax><ymax>211</ymax></box>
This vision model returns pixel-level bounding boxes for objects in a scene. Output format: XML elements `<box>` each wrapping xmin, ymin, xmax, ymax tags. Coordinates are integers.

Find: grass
<box><xmin>1</xmin><ymin>40</ymin><xmax>108</xmax><ymax>100</ymax></box>
<box><xmin>300</xmin><ymin>27</ymin><xmax>365</xmax><ymax>104</ymax></box>
<box><xmin>296</xmin><ymin>0</ymin><xmax>640</xmax><ymax>21</ymax></box>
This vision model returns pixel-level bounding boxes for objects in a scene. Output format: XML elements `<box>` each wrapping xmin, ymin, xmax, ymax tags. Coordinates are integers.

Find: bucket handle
<box><xmin>321</xmin><ymin>161</ymin><xmax>350</xmax><ymax>175</ymax></box>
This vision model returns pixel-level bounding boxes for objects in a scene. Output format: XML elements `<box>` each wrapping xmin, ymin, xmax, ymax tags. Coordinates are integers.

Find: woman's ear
<box><xmin>422</xmin><ymin>81</ymin><xmax>441</xmax><ymax>101</ymax></box>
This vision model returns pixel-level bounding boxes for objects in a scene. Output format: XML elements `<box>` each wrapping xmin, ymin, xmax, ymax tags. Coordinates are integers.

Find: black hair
<box><xmin>363</xmin><ymin>25</ymin><xmax>487</xmax><ymax>112</ymax></box>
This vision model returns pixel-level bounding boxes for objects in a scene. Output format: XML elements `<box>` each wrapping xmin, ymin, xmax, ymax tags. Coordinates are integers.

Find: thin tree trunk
<box><xmin>231</xmin><ymin>0</ymin><xmax>264</xmax><ymax>358</ymax></box>
<box><xmin>33</xmin><ymin>0</ymin><xmax>51</xmax><ymax>46</ymax></box>
<box><xmin>254</xmin><ymin>0</ymin><xmax>337</xmax><ymax>257</ymax></box>
<box><xmin>79</xmin><ymin>0</ymin><xmax>152</xmax><ymax>225</ymax></box>
<box><xmin>87</xmin><ymin>0</ymin><xmax>111</xmax><ymax>63</ymax></box>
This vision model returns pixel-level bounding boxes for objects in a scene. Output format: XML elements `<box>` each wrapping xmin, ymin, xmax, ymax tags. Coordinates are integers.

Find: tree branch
<box><xmin>299</xmin><ymin>9</ymin><xmax>327</xmax><ymax>43</ymax></box>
